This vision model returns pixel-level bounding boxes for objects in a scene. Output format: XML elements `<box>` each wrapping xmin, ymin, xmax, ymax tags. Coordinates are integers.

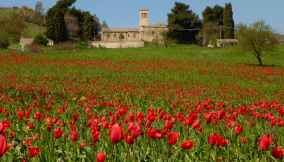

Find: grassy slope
<box><xmin>0</xmin><ymin>8</ymin><xmax>46</xmax><ymax>38</ymax></box>
<box><xmin>22</xmin><ymin>22</ymin><xmax>46</xmax><ymax>37</ymax></box>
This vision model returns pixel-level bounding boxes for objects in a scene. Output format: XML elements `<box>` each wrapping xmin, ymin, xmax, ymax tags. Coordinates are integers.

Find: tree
<box><xmin>167</xmin><ymin>2</ymin><xmax>202</xmax><ymax>43</ymax></box>
<box><xmin>223</xmin><ymin>3</ymin><xmax>234</xmax><ymax>38</ymax></box>
<box><xmin>34</xmin><ymin>0</ymin><xmax>45</xmax><ymax>25</ymax></box>
<box><xmin>67</xmin><ymin>8</ymin><xmax>101</xmax><ymax>41</ymax></box>
<box><xmin>202</xmin><ymin>5</ymin><xmax>224</xmax><ymax>46</ymax></box>
<box><xmin>33</xmin><ymin>34</ymin><xmax>48</xmax><ymax>46</ymax></box>
<box><xmin>237</xmin><ymin>21</ymin><xmax>279</xmax><ymax>66</ymax></box>
<box><xmin>0</xmin><ymin>13</ymin><xmax>26</xmax><ymax>43</ymax></box>
<box><xmin>101</xmin><ymin>21</ymin><xmax>109</xmax><ymax>29</ymax></box>
<box><xmin>35</xmin><ymin>0</ymin><xmax>44</xmax><ymax>16</ymax></box>
<box><xmin>46</xmin><ymin>0</ymin><xmax>76</xmax><ymax>43</ymax></box>
<box><xmin>82</xmin><ymin>12</ymin><xmax>101</xmax><ymax>41</ymax></box>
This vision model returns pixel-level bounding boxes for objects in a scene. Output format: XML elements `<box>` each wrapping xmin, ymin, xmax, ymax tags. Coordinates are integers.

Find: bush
<box><xmin>75</xmin><ymin>41</ymin><xmax>89</xmax><ymax>49</ymax></box>
<box><xmin>26</xmin><ymin>44</ymin><xmax>42</xmax><ymax>53</ymax></box>
<box><xmin>0</xmin><ymin>38</ymin><xmax>10</xmax><ymax>49</ymax></box>
<box><xmin>0</xmin><ymin>32</ymin><xmax>10</xmax><ymax>49</ymax></box>
<box><xmin>53</xmin><ymin>42</ymin><xmax>76</xmax><ymax>50</ymax></box>
<box><xmin>33</xmin><ymin>34</ymin><xmax>49</xmax><ymax>46</ymax></box>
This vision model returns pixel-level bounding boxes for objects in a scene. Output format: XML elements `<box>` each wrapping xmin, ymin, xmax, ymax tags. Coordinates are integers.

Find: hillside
<box><xmin>0</xmin><ymin>7</ymin><xmax>46</xmax><ymax>38</ymax></box>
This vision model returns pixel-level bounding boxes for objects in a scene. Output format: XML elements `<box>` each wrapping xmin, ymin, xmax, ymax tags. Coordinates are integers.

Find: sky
<box><xmin>0</xmin><ymin>0</ymin><xmax>283</xmax><ymax>34</ymax></box>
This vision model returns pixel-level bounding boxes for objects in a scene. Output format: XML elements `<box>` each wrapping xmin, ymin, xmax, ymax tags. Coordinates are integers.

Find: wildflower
<box><xmin>240</xmin><ymin>136</ymin><xmax>248</xmax><ymax>144</ymax></box>
<box><xmin>96</xmin><ymin>152</ymin><xmax>106</xmax><ymax>162</ymax></box>
<box><xmin>234</xmin><ymin>124</ymin><xmax>243</xmax><ymax>135</ymax></box>
<box><xmin>17</xmin><ymin>110</ymin><xmax>24</xmax><ymax>121</ymax></box>
<box><xmin>0</xmin><ymin>135</ymin><xmax>7</xmax><ymax>157</ymax></box>
<box><xmin>54</xmin><ymin>128</ymin><xmax>64</xmax><ymax>139</ymax></box>
<box><xmin>181</xmin><ymin>140</ymin><xmax>194</xmax><ymax>150</ymax></box>
<box><xmin>109</xmin><ymin>124</ymin><xmax>123</xmax><ymax>144</ymax></box>
<box><xmin>28</xmin><ymin>147</ymin><xmax>40</xmax><ymax>158</ymax></box>
<box><xmin>70</xmin><ymin>130</ymin><xmax>79</xmax><ymax>142</ymax></box>
<box><xmin>167</xmin><ymin>131</ymin><xmax>180</xmax><ymax>145</ymax></box>
<box><xmin>125</xmin><ymin>135</ymin><xmax>135</xmax><ymax>145</ymax></box>
<box><xmin>258</xmin><ymin>134</ymin><xmax>273</xmax><ymax>151</ymax></box>
<box><xmin>34</xmin><ymin>112</ymin><xmax>42</xmax><ymax>120</ymax></box>
<box><xmin>208</xmin><ymin>133</ymin><xmax>229</xmax><ymax>147</ymax></box>
<box><xmin>272</xmin><ymin>147</ymin><xmax>284</xmax><ymax>159</ymax></box>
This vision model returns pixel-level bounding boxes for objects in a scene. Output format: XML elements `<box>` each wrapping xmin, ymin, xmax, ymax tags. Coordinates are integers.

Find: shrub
<box><xmin>75</xmin><ymin>41</ymin><xmax>89</xmax><ymax>49</ymax></box>
<box><xmin>33</xmin><ymin>34</ymin><xmax>49</xmax><ymax>46</ymax></box>
<box><xmin>0</xmin><ymin>33</ymin><xmax>10</xmax><ymax>49</ymax></box>
<box><xmin>26</xmin><ymin>44</ymin><xmax>42</xmax><ymax>53</ymax></box>
<box><xmin>0</xmin><ymin>38</ymin><xmax>10</xmax><ymax>49</ymax></box>
<box><xmin>53</xmin><ymin>42</ymin><xmax>76</xmax><ymax>50</ymax></box>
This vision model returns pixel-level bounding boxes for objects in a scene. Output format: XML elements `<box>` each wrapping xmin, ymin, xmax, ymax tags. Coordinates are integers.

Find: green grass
<box><xmin>0</xmin><ymin>45</ymin><xmax>284</xmax><ymax>161</ymax></box>
<box><xmin>22</xmin><ymin>22</ymin><xmax>46</xmax><ymax>38</ymax></box>
<box><xmin>0</xmin><ymin>7</ymin><xmax>46</xmax><ymax>38</ymax></box>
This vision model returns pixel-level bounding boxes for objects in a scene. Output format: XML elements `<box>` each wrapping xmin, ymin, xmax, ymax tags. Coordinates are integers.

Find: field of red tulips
<box><xmin>0</xmin><ymin>46</ymin><xmax>284</xmax><ymax>161</ymax></box>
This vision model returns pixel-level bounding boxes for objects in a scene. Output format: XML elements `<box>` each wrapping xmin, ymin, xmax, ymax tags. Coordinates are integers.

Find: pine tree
<box><xmin>167</xmin><ymin>2</ymin><xmax>202</xmax><ymax>43</ymax></box>
<box><xmin>223</xmin><ymin>3</ymin><xmax>235</xmax><ymax>38</ymax></box>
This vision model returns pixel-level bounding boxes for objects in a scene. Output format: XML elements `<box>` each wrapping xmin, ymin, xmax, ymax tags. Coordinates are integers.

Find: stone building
<box><xmin>91</xmin><ymin>9</ymin><xmax>168</xmax><ymax>48</ymax></box>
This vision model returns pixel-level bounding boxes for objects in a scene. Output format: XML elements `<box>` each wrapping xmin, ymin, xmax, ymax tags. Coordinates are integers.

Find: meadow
<box><xmin>0</xmin><ymin>45</ymin><xmax>283</xmax><ymax>161</ymax></box>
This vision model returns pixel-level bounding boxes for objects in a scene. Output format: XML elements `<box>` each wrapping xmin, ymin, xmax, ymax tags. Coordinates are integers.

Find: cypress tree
<box><xmin>46</xmin><ymin>0</ymin><xmax>76</xmax><ymax>43</ymax></box>
<box><xmin>223</xmin><ymin>3</ymin><xmax>235</xmax><ymax>38</ymax></box>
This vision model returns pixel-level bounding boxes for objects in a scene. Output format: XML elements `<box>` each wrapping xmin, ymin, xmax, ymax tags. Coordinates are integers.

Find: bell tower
<box><xmin>139</xmin><ymin>9</ymin><xmax>149</xmax><ymax>29</ymax></box>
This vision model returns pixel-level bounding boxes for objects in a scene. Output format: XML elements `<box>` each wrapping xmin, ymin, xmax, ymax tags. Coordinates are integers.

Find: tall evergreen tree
<box><xmin>46</xmin><ymin>0</ymin><xmax>76</xmax><ymax>42</ymax></box>
<box><xmin>67</xmin><ymin>8</ymin><xmax>101</xmax><ymax>41</ymax></box>
<box><xmin>34</xmin><ymin>0</ymin><xmax>45</xmax><ymax>25</ymax></box>
<box><xmin>202</xmin><ymin>5</ymin><xmax>224</xmax><ymax>45</ymax></box>
<box><xmin>223</xmin><ymin>3</ymin><xmax>235</xmax><ymax>38</ymax></box>
<box><xmin>167</xmin><ymin>2</ymin><xmax>202</xmax><ymax>44</ymax></box>
<box><xmin>35</xmin><ymin>0</ymin><xmax>44</xmax><ymax>16</ymax></box>
<box><xmin>82</xmin><ymin>12</ymin><xmax>96</xmax><ymax>41</ymax></box>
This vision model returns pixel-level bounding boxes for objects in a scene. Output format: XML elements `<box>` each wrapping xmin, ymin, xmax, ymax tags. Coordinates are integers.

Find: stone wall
<box><xmin>91</xmin><ymin>41</ymin><xmax>144</xmax><ymax>48</ymax></box>
<box><xmin>141</xmin><ymin>26</ymin><xmax>168</xmax><ymax>42</ymax></box>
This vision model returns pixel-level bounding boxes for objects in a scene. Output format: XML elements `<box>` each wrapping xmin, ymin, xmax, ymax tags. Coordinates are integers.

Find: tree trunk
<box><xmin>256</xmin><ymin>54</ymin><xmax>263</xmax><ymax>66</ymax></box>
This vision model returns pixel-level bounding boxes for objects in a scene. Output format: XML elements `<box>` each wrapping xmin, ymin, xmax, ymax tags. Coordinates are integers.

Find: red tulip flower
<box><xmin>234</xmin><ymin>124</ymin><xmax>243</xmax><ymax>135</ymax></box>
<box><xmin>17</xmin><ymin>110</ymin><xmax>24</xmax><ymax>121</ymax></box>
<box><xmin>167</xmin><ymin>131</ymin><xmax>180</xmax><ymax>145</ymax></box>
<box><xmin>109</xmin><ymin>124</ymin><xmax>123</xmax><ymax>144</ymax></box>
<box><xmin>258</xmin><ymin>134</ymin><xmax>273</xmax><ymax>151</ymax></box>
<box><xmin>96</xmin><ymin>152</ymin><xmax>106</xmax><ymax>162</ymax></box>
<box><xmin>54</xmin><ymin>128</ymin><xmax>64</xmax><ymax>139</ymax></box>
<box><xmin>34</xmin><ymin>112</ymin><xmax>42</xmax><ymax>120</ymax></box>
<box><xmin>70</xmin><ymin>130</ymin><xmax>79</xmax><ymax>142</ymax></box>
<box><xmin>208</xmin><ymin>133</ymin><xmax>229</xmax><ymax>147</ymax></box>
<box><xmin>272</xmin><ymin>147</ymin><xmax>284</xmax><ymax>159</ymax></box>
<box><xmin>240</xmin><ymin>136</ymin><xmax>248</xmax><ymax>144</ymax></box>
<box><xmin>28</xmin><ymin>147</ymin><xmax>40</xmax><ymax>158</ymax></box>
<box><xmin>0</xmin><ymin>135</ymin><xmax>7</xmax><ymax>157</ymax></box>
<box><xmin>181</xmin><ymin>140</ymin><xmax>194</xmax><ymax>150</ymax></box>
<box><xmin>125</xmin><ymin>135</ymin><xmax>135</xmax><ymax>145</ymax></box>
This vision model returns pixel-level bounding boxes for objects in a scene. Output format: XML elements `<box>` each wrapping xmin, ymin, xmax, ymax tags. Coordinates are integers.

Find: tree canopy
<box><xmin>46</xmin><ymin>0</ymin><xmax>75</xmax><ymax>42</ymax></box>
<box><xmin>237</xmin><ymin>21</ymin><xmax>279</xmax><ymax>66</ymax></box>
<box><xmin>46</xmin><ymin>0</ymin><xmax>100</xmax><ymax>43</ymax></box>
<box><xmin>223</xmin><ymin>3</ymin><xmax>234</xmax><ymax>38</ymax></box>
<box><xmin>167</xmin><ymin>2</ymin><xmax>202</xmax><ymax>44</ymax></box>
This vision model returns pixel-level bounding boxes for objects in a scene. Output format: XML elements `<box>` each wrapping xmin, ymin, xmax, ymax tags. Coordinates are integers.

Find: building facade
<box><xmin>92</xmin><ymin>9</ymin><xmax>168</xmax><ymax>48</ymax></box>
